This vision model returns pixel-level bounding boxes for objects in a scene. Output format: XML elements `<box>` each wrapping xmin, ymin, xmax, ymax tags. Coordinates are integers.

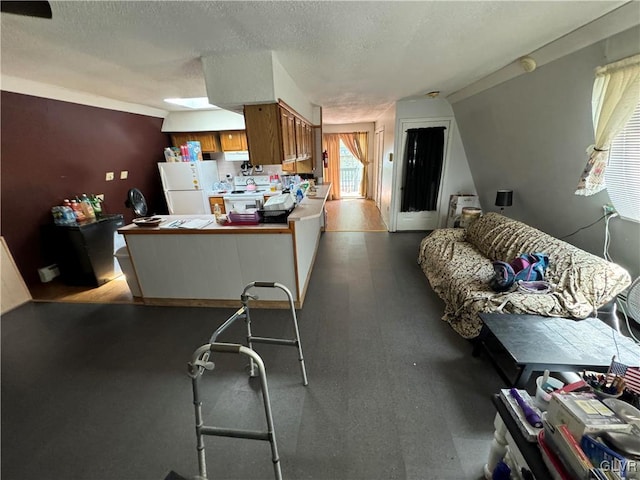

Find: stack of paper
<box><xmin>177</xmin><ymin>219</ymin><xmax>212</xmax><ymax>229</ymax></box>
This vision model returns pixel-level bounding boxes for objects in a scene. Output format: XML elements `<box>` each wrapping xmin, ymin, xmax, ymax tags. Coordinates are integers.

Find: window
<box><xmin>605</xmin><ymin>101</ymin><xmax>640</xmax><ymax>222</ymax></box>
<box><xmin>339</xmin><ymin>140</ymin><xmax>363</xmax><ymax>197</ymax></box>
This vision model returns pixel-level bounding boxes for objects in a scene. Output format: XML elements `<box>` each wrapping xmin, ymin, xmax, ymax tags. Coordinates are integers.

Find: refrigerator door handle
<box><xmin>165</xmin><ymin>191</ymin><xmax>175</xmax><ymax>214</ymax></box>
<box><xmin>159</xmin><ymin>165</ymin><xmax>168</xmax><ymax>190</ymax></box>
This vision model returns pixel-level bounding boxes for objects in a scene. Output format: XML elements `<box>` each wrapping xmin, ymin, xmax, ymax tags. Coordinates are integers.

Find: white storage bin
<box><xmin>114</xmin><ymin>247</ymin><xmax>141</xmax><ymax>297</ymax></box>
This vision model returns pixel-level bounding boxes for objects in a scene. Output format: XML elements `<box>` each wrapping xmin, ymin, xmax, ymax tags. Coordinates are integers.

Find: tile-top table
<box><xmin>473</xmin><ymin>313</ymin><xmax>640</xmax><ymax>388</ymax></box>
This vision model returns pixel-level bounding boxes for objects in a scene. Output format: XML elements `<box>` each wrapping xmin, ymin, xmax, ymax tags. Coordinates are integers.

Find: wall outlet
<box><xmin>105</xmin><ymin>172</ymin><xmax>115</xmax><ymax>181</ymax></box>
<box><xmin>603</xmin><ymin>204</ymin><xmax>617</xmax><ymax>216</ymax></box>
<box><xmin>120</xmin><ymin>170</ymin><xmax>128</xmax><ymax>180</ymax></box>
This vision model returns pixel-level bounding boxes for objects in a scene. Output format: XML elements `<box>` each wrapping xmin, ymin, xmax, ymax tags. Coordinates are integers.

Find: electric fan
<box><xmin>125</xmin><ymin>188</ymin><xmax>148</xmax><ymax>217</ymax></box>
<box><xmin>621</xmin><ymin>277</ymin><xmax>640</xmax><ymax>325</ymax></box>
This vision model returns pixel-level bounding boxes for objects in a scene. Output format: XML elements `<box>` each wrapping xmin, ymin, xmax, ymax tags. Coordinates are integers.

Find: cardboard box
<box><xmin>447</xmin><ymin>194</ymin><xmax>480</xmax><ymax>227</ymax></box>
<box><xmin>547</xmin><ymin>393</ymin><xmax>630</xmax><ymax>440</ymax></box>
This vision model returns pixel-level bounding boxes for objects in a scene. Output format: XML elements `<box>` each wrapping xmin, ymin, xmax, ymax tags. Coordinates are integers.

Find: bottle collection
<box><xmin>51</xmin><ymin>194</ymin><xmax>104</xmax><ymax>225</ymax></box>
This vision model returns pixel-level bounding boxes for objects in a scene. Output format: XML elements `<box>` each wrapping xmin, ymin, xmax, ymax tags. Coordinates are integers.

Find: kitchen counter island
<box><xmin>118</xmin><ymin>184</ymin><xmax>330</xmax><ymax>308</ymax></box>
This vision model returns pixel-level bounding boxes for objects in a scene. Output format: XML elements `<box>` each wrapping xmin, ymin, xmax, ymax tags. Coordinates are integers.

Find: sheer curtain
<box><xmin>322</xmin><ymin>134</ymin><xmax>342</xmax><ymax>200</ymax></box>
<box><xmin>575</xmin><ymin>54</ymin><xmax>640</xmax><ymax>196</ymax></box>
<box><xmin>340</xmin><ymin>132</ymin><xmax>369</xmax><ymax>197</ymax></box>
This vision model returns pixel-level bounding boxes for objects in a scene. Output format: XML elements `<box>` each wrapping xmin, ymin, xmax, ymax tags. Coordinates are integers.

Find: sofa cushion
<box><xmin>466</xmin><ymin>214</ymin><xmax>630</xmax><ymax>310</ymax></box>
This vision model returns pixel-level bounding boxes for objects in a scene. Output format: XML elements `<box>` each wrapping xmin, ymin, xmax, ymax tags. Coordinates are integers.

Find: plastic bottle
<box><xmin>296</xmin><ymin>187</ymin><xmax>304</xmax><ymax>204</ymax></box>
<box><xmin>90</xmin><ymin>194</ymin><xmax>103</xmax><ymax>216</ymax></box>
<box><xmin>79</xmin><ymin>194</ymin><xmax>96</xmax><ymax>219</ymax></box>
<box><xmin>51</xmin><ymin>206</ymin><xmax>64</xmax><ymax>225</ymax></box>
<box><xmin>61</xmin><ymin>206</ymin><xmax>76</xmax><ymax>224</ymax></box>
<box><xmin>69</xmin><ymin>199</ymin><xmax>86</xmax><ymax>221</ymax></box>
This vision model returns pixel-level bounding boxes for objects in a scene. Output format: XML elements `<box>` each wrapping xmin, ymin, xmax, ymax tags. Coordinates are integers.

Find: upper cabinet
<box><xmin>244</xmin><ymin>102</ymin><xmax>314</xmax><ymax>167</ymax></box>
<box><xmin>170</xmin><ymin>132</ymin><xmax>221</xmax><ymax>152</ymax></box>
<box><xmin>280</xmin><ymin>108</ymin><xmax>297</xmax><ymax>163</ymax></box>
<box><xmin>219</xmin><ymin>130</ymin><xmax>248</xmax><ymax>152</ymax></box>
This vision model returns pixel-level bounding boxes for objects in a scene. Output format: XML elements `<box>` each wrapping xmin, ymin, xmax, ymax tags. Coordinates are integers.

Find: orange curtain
<box><xmin>322</xmin><ymin>134</ymin><xmax>342</xmax><ymax>200</ymax></box>
<box><xmin>340</xmin><ymin>132</ymin><xmax>369</xmax><ymax>197</ymax></box>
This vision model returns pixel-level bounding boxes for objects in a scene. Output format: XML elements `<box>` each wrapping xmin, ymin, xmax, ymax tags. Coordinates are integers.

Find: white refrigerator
<box><xmin>158</xmin><ymin>161</ymin><xmax>219</xmax><ymax>214</ymax></box>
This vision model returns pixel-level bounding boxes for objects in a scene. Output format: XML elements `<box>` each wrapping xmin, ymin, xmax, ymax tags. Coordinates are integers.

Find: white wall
<box><xmin>375</xmin><ymin>105</ymin><xmax>397</xmax><ymax>229</ymax></box>
<box><xmin>201</xmin><ymin>51</ymin><xmax>316</xmax><ymax>122</ymax></box>
<box><xmin>391</xmin><ymin>98</ymin><xmax>476</xmax><ymax>230</ymax></box>
<box><xmin>452</xmin><ymin>26</ymin><xmax>640</xmax><ymax>279</ymax></box>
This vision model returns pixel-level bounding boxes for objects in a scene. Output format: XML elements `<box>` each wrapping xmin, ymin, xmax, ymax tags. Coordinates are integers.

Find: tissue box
<box><xmin>186</xmin><ymin>141</ymin><xmax>203</xmax><ymax>162</ymax></box>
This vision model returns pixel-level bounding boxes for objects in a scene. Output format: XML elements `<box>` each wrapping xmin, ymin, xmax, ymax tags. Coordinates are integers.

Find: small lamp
<box><xmin>495</xmin><ymin>190</ymin><xmax>513</xmax><ymax>214</ymax></box>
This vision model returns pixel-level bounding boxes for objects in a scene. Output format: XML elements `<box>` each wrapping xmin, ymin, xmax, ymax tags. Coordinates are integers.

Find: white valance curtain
<box><xmin>575</xmin><ymin>54</ymin><xmax>640</xmax><ymax>196</ymax></box>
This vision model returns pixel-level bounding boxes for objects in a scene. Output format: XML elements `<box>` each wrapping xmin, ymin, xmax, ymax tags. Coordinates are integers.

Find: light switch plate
<box><xmin>105</xmin><ymin>172</ymin><xmax>115</xmax><ymax>181</ymax></box>
<box><xmin>120</xmin><ymin>171</ymin><xmax>128</xmax><ymax>179</ymax></box>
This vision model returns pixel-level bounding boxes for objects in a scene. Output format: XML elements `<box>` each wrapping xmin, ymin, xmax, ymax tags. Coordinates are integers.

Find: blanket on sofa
<box><xmin>418</xmin><ymin>213</ymin><xmax>631</xmax><ymax>339</ymax></box>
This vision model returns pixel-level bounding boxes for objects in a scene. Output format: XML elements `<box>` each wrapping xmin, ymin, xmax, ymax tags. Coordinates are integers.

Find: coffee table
<box><xmin>473</xmin><ymin>313</ymin><xmax>640</xmax><ymax>388</ymax></box>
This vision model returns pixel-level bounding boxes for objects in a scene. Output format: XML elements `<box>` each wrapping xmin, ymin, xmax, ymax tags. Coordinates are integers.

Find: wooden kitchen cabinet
<box><xmin>244</xmin><ymin>103</ymin><xmax>282</xmax><ymax>165</ymax></box>
<box><xmin>219</xmin><ymin>130</ymin><xmax>248</xmax><ymax>152</ymax></box>
<box><xmin>298</xmin><ymin>121</ymin><xmax>313</xmax><ymax>160</ymax></box>
<box><xmin>170</xmin><ymin>132</ymin><xmax>221</xmax><ymax>152</ymax></box>
<box><xmin>244</xmin><ymin>102</ymin><xmax>314</xmax><ymax>168</ymax></box>
<box><xmin>281</xmin><ymin>109</ymin><xmax>297</xmax><ymax>163</ymax></box>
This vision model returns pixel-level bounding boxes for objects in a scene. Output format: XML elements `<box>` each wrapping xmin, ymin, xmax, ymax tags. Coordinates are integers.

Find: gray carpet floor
<box><xmin>1</xmin><ymin>232</ymin><xmax>505</xmax><ymax>480</ymax></box>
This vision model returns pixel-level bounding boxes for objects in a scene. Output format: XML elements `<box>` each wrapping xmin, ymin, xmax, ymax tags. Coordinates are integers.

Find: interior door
<box><xmin>395</xmin><ymin>119</ymin><xmax>450</xmax><ymax>231</ymax></box>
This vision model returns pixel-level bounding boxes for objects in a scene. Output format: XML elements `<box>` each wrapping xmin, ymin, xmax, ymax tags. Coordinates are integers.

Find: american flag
<box><xmin>624</xmin><ymin>366</ymin><xmax>640</xmax><ymax>395</ymax></box>
<box><xmin>606</xmin><ymin>358</ymin><xmax>640</xmax><ymax>395</ymax></box>
<box><xmin>609</xmin><ymin>359</ymin><xmax>629</xmax><ymax>377</ymax></box>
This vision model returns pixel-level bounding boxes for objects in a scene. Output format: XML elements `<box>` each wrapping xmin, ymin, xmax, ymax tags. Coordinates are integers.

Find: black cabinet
<box><xmin>46</xmin><ymin>214</ymin><xmax>125</xmax><ymax>287</ymax></box>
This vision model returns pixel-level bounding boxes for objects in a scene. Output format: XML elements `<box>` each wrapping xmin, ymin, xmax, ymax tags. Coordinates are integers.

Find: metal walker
<box><xmin>186</xmin><ymin>282</ymin><xmax>308</xmax><ymax>480</ymax></box>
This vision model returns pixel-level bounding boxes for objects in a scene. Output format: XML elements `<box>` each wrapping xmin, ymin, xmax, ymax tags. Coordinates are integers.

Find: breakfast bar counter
<box><xmin>118</xmin><ymin>184</ymin><xmax>330</xmax><ymax>308</ymax></box>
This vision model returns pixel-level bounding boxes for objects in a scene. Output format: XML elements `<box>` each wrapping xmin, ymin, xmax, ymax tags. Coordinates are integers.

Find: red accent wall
<box><xmin>1</xmin><ymin>91</ymin><xmax>171</xmax><ymax>287</ymax></box>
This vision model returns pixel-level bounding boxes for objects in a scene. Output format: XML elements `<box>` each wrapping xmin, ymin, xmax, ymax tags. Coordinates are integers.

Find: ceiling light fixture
<box><xmin>163</xmin><ymin>97</ymin><xmax>219</xmax><ymax>109</ymax></box>
<box><xmin>519</xmin><ymin>56</ymin><xmax>537</xmax><ymax>73</ymax></box>
<box><xmin>425</xmin><ymin>91</ymin><xmax>440</xmax><ymax>98</ymax></box>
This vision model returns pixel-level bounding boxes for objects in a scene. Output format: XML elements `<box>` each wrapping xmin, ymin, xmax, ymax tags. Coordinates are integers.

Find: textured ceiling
<box><xmin>0</xmin><ymin>1</ymin><xmax>629</xmax><ymax>124</ymax></box>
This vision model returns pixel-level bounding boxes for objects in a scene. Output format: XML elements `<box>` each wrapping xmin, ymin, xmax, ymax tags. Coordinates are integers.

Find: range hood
<box><xmin>224</xmin><ymin>151</ymin><xmax>250</xmax><ymax>162</ymax></box>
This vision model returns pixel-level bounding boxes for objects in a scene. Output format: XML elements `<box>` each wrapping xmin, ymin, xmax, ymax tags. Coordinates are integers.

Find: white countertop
<box><xmin>120</xmin><ymin>183</ymin><xmax>330</xmax><ymax>233</ymax></box>
<box><xmin>288</xmin><ymin>184</ymin><xmax>330</xmax><ymax>221</ymax></box>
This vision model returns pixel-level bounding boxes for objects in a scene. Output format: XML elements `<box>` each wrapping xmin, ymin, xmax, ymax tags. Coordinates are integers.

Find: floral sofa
<box><xmin>418</xmin><ymin>212</ymin><xmax>631</xmax><ymax>339</ymax></box>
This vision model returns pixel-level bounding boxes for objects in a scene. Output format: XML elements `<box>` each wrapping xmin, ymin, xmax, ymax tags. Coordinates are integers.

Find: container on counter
<box><xmin>66</xmin><ymin>199</ymin><xmax>86</xmax><ymax>222</ymax></box>
<box><xmin>79</xmin><ymin>194</ymin><xmax>96</xmax><ymax>220</ymax></box>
